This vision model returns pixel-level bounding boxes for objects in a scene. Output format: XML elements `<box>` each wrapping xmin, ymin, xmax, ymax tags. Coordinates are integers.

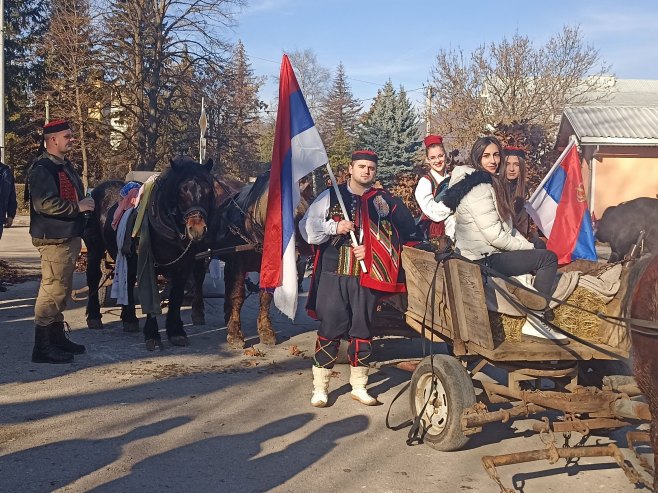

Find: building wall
<box><xmin>590</xmin><ymin>146</ymin><xmax>658</xmax><ymax>217</ymax></box>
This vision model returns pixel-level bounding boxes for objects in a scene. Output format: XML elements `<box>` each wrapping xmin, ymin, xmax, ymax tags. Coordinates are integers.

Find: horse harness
<box><xmin>148</xmin><ymin>172</ymin><xmax>213</xmax><ymax>268</ymax></box>
<box><xmin>212</xmin><ymin>175</ymin><xmax>265</xmax><ymax>253</ymax></box>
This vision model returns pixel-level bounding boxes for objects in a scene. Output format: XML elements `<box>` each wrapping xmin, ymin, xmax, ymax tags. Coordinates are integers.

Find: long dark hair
<box><xmin>500</xmin><ymin>154</ymin><xmax>527</xmax><ymax>202</ymax></box>
<box><xmin>469</xmin><ymin>136</ymin><xmax>513</xmax><ymax>221</ymax></box>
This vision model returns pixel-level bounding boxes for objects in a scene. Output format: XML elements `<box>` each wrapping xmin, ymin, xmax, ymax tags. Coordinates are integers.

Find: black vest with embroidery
<box><xmin>319</xmin><ymin>184</ymin><xmax>364</xmax><ymax>276</ymax></box>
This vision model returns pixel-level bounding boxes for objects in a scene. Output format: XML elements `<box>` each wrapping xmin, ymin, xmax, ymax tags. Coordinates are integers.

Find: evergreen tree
<box><xmin>3</xmin><ymin>0</ymin><xmax>50</xmax><ymax>177</ymax></box>
<box><xmin>358</xmin><ymin>81</ymin><xmax>420</xmax><ymax>185</ymax></box>
<box><xmin>315</xmin><ymin>63</ymin><xmax>361</xmax><ymax>190</ymax></box>
<box><xmin>319</xmin><ymin>63</ymin><xmax>361</xmax><ymax>148</ymax></box>
<box><xmin>209</xmin><ymin>41</ymin><xmax>264</xmax><ymax>179</ymax></box>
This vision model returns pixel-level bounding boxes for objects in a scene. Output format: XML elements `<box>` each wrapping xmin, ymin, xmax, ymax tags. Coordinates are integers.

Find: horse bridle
<box><xmin>182</xmin><ymin>206</ymin><xmax>208</xmax><ymax>222</ymax></box>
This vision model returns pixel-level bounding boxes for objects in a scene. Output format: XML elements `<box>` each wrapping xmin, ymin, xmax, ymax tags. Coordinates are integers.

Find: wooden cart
<box><xmin>398</xmin><ymin>246</ymin><xmax>650</xmax><ymax>487</ymax></box>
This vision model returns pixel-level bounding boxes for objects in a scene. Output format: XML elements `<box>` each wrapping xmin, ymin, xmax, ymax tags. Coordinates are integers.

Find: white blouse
<box><xmin>414</xmin><ymin>169</ymin><xmax>455</xmax><ymax>238</ymax></box>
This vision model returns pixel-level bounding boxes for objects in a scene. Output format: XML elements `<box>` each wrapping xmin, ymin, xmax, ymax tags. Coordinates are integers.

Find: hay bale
<box><xmin>489</xmin><ymin>311</ymin><xmax>524</xmax><ymax>342</ymax></box>
<box><xmin>552</xmin><ymin>287</ymin><xmax>607</xmax><ymax>342</ymax></box>
<box><xmin>490</xmin><ymin>286</ymin><xmax>608</xmax><ymax>343</ymax></box>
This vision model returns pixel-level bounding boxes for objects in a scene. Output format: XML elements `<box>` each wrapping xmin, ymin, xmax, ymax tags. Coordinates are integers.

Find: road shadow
<box><xmin>0</xmin><ymin>417</ymin><xmax>192</xmax><ymax>492</ymax></box>
<box><xmin>87</xmin><ymin>414</ymin><xmax>369</xmax><ymax>492</ymax></box>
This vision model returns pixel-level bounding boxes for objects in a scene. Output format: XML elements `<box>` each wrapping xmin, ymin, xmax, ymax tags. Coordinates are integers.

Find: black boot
<box><xmin>32</xmin><ymin>325</ymin><xmax>74</xmax><ymax>363</ymax></box>
<box><xmin>51</xmin><ymin>321</ymin><xmax>86</xmax><ymax>354</ymax></box>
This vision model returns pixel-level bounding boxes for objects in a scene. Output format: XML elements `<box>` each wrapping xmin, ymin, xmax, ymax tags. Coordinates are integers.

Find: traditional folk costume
<box><xmin>300</xmin><ymin>150</ymin><xmax>416</xmax><ymax>407</ymax></box>
<box><xmin>414</xmin><ymin>135</ymin><xmax>455</xmax><ymax>239</ymax></box>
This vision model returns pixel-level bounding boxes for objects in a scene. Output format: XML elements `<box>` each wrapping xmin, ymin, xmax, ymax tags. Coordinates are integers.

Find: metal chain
<box><xmin>154</xmin><ymin>239</ymin><xmax>193</xmax><ymax>268</ymax></box>
<box><xmin>228</xmin><ymin>224</ymin><xmax>262</xmax><ymax>253</ymax></box>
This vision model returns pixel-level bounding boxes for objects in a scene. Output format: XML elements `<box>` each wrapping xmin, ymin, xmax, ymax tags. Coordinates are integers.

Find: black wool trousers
<box><xmin>315</xmin><ymin>272</ymin><xmax>380</xmax><ymax>340</ymax></box>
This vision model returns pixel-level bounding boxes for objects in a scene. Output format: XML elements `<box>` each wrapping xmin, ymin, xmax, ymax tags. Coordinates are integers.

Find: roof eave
<box><xmin>577</xmin><ymin>137</ymin><xmax>658</xmax><ymax>146</ymax></box>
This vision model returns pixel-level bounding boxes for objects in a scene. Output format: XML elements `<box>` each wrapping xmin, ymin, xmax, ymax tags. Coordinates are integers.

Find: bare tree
<box><xmin>286</xmin><ymin>48</ymin><xmax>331</xmax><ymax>123</ymax></box>
<box><xmin>99</xmin><ymin>0</ymin><xmax>243</xmax><ymax>171</ymax></box>
<box><xmin>39</xmin><ymin>0</ymin><xmax>104</xmax><ymax>188</ymax></box>
<box><xmin>430</xmin><ymin>25</ymin><xmax>612</xmax><ymax>153</ymax></box>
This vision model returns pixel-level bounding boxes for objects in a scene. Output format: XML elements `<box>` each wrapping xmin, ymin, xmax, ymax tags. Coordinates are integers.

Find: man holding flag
<box><xmin>261</xmin><ymin>54</ymin><xmax>415</xmax><ymax>408</ymax></box>
<box><xmin>299</xmin><ymin>150</ymin><xmax>416</xmax><ymax>407</ymax></box>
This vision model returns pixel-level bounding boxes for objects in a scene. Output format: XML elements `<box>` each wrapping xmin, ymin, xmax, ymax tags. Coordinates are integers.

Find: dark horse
<box><xmin>84</xmin><ymin>156</ymin><xmax>218</xmax><ymax>350</ymax></box>
<box><xmin>217</xmin><ymin>172</ymin><xmax>312</xmax><ymax>349</ymax></box>
<box><xmin>596</xmin><ymin>197</ymin><xmax>658</xmax><ymax>263</ymax></box>
<box><xmin>626</xmin><ymin>253</ymin><xmax>658</xmax><ymax>489</ymax></box>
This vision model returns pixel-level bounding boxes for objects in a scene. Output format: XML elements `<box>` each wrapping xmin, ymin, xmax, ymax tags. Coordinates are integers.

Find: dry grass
<box><xmin>491</xmin><ymin>286</ymin><xmax>608</xmax><ymax>342</ymax></box>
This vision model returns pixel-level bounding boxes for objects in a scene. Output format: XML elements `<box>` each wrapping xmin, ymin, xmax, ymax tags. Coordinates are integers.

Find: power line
<box><xmin>249</xmin><ymin>52</ymin><xmax>426</xmax><ymax>94</ymax></box>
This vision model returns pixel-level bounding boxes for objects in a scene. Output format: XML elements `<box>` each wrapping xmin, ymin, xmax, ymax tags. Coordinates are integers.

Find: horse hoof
<box><xmin>258</xmin><ymin>331</ymin><xmax>277</xmax><ymax>346</ymax></box>
<box><xmin>145</xmin><ymin>339</ymin><xmax>164</xmax><ymax>351</ymax></box>
<box><xmin>191</xmin><ymin>315</ymin><xmax>205</xmax><ymax>326</ymax></box>
<box><xmin>227</xmin><ymin>335</ymin><xmax>246</xmax><ymax>349</ymax></box>
<box><xmin>122</xmin><ymin>320</ymin><xmax>140</xmax><ymax>333</ymax></box>
<box><xmin>169</xmin><ymin>335</ymin><xmax>189</xmax><ymax>347</ymax></box>
<box><xmin>87</xmin><ymin>319</ymin><xmax>103</xmax><ymax>330</ymax></box>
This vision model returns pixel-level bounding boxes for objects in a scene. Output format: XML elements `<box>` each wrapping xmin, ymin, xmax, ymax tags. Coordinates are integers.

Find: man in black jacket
<box><xmin>0</xmin><ymin>161</ymin><xmax>17</xmax><ymax>240</ymax></box>
<box><xmin>27</xmin><ymin>120</ymin><xmax>95</xmax><ymax>363</ymax></box>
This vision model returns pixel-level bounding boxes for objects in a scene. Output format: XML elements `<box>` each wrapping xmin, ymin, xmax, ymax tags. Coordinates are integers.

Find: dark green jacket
<box><xmin>28</xmin><ymin>152</ymin><xmax>84</xmax><ymax>244</ymax></box>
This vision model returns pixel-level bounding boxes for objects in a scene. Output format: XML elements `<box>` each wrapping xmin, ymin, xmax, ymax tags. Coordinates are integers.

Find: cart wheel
<box><xmin>409</xmin><ymin>354</ymin><xmax>476</xmax><ymax>451</ymax></box>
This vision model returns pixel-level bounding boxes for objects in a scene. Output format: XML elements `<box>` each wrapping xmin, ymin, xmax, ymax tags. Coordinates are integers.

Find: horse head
<box><xmin>168</xmin><ymin>156</ymin><xmax>215</xmax><ymax>242</ymax></box>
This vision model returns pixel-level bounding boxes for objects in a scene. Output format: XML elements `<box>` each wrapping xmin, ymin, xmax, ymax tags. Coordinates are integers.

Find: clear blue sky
<box><xmin>231</xmin><ymin>0</ymin><xmax>658</xmax><ymax>109</ymax></box>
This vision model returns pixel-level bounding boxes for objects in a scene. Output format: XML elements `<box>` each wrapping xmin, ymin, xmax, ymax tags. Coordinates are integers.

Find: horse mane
<box><xmin>157</xmin><ymin>156</ymin><xmax>214</xmax><ymax>209</ymax></box>
<box><xmin>226</xmin><ymin>170</ymin><xmax>313</xmax><ymax>244</ymax></box>
<box><xmin>623</xmin><ymin>254</ymin><xmax>658</xmax><ymax>317</ymax></box>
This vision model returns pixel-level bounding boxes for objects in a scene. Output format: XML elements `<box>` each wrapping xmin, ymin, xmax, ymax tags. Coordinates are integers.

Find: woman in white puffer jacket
<box><xmin>443</xmin><ymin>136</ymin><xmax>565</xmax><ymax>343</ymax></box>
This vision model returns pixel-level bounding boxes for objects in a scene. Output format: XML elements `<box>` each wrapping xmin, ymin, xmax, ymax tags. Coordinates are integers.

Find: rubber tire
<box><xmin>409</xmin><ymin>354</ymin><xmax>476</xmax><ymax>451</ymax></box>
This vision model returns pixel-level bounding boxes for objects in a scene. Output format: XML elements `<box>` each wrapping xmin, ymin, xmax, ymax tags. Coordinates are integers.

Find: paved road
<box><xmin>0</xmin><ymin>219</ymin><xmax>649</xmax><ymax>492</ymax></box>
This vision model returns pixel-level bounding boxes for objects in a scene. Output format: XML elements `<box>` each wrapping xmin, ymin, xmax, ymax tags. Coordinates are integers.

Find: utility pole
<box><xmin>425</xmin><ymin>85</ymin><xmax>432</xmax><ymax>136</ymax></box>
<box><xmin>45</xmin><ymin>99</ymin><xmax>50</xmax><ymax>124</ymax></box>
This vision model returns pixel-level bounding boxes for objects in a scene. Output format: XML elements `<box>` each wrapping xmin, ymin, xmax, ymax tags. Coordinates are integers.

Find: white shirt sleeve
<box><xmin>414</xmin><ymin>176</ymin><xmax>452</xmax><ymax>222</ymax></box>
<box><xmin>298</xmin><ymin>189</ymin><xmax>338</xmax><ymax>245</ymax></box>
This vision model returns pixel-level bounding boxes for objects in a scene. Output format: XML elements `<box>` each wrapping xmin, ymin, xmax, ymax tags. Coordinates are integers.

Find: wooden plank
<box><xmin>406</xmin><ymin>294</ymin><xmax>626</xmax><ymax>362</ymax></box>
<box><xmin>465</xmin><ymin>338</ymin><xmax>625</xmax><ymax>362</ymax></box>
<box><xmin>405</xmin><ymin>314</ymin><xmax>452</xmax><ymax>343</ymax></box>
<box><xmin>401</xmin><ymin>247</ymin><xmax>453</xmax><ymax>339</ymax></box>
<box><xmin>445</xmin><ymin>259</ymin><xmax>494</xmax><ymax>350</ymax></box>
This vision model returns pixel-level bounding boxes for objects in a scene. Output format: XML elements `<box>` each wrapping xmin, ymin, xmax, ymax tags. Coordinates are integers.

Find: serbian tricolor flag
<box><xmin>260</xmin><ymin>55</ymin><xmax>328</xmax><ymax>319</ymax></box>
<box><xmin>526</xmin><ymin>139</ymin><xmax>597</xmax><ymax>264</ymax></box>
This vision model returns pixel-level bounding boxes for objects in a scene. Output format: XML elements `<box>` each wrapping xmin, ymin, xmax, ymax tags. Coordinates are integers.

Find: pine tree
<box><xmin>3</xmin><ymin>0</ymin><xmax>50</xmax><ymax>177</ymax></box>
<box><xmin>210</xmin><ymin>41</ymin><xmax>264</xmax><ymax>179</ymax></box>
<box><xmin>358</xmin><ymin>81</ymin><xmax>420</xmax><ymax>185</ymax></box>
<box><xmin>319</xmin><ymin>63</ymin><xmax>361</xmax><ymax>148</ymax></box>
